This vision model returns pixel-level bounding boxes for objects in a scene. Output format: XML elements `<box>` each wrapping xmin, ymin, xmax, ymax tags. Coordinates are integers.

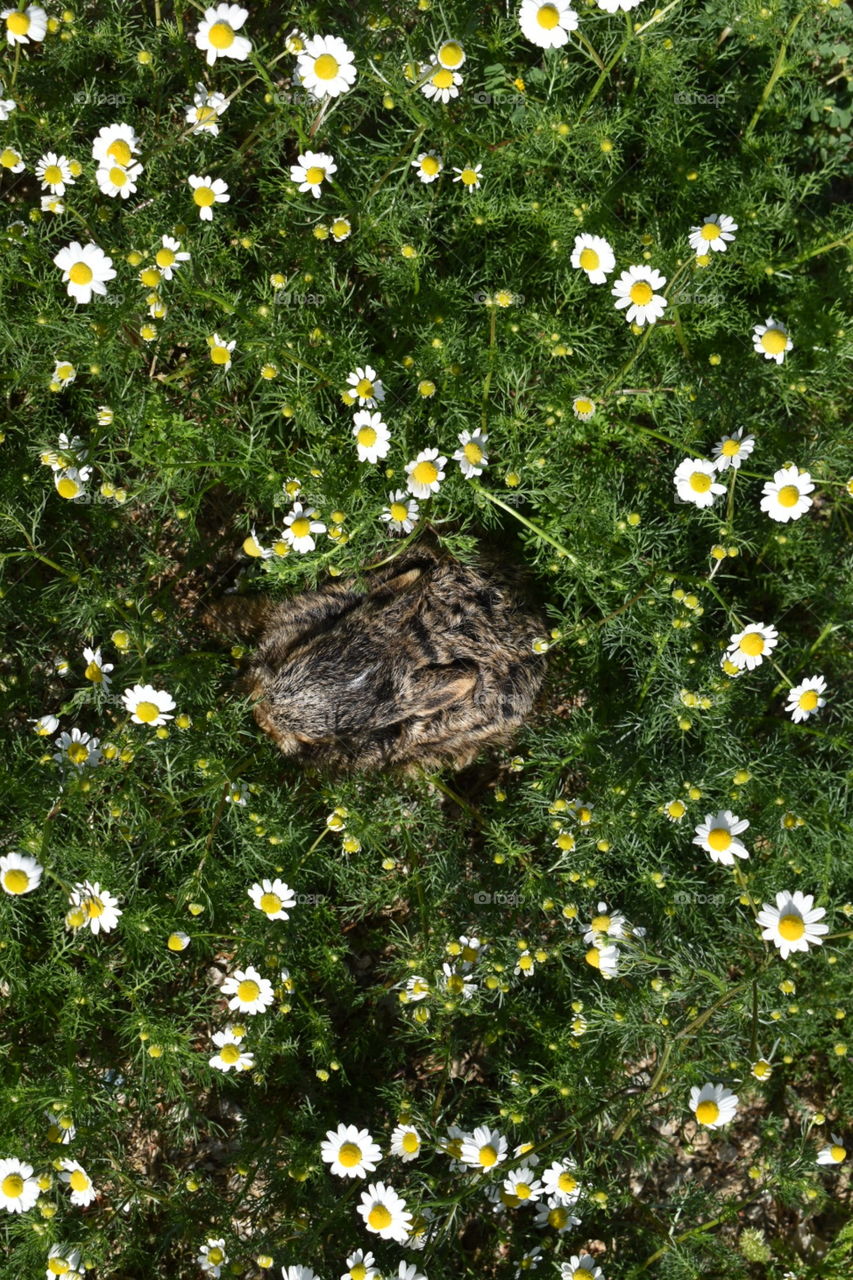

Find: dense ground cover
<box><xmin>1</xmin><ymin>1</ymin><xmax>852</xmax><ymax>1277</ymax></box>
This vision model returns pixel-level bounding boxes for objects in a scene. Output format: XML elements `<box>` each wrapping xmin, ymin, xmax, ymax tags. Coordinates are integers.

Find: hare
<box><xmin>238</xmin><ymin>543</ymin><xmax>548</xmax><ymax>773</ymax></box>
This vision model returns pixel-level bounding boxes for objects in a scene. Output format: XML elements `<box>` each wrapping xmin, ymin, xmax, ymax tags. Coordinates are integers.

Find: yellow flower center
<box><xmin>237</xmin><ymin>979</ymin><xmax>260</xmax><ymax>1003</ymax></box>
<box><xmin>591</xmin><ymin>914</ymin><xmax>611</xmax><ymax>933</ymax></box>
<box><xmin>338</xmin><ymin>1142</ymin><xmax>362</xmax><ymax>1168</ymax></box>
<box><xmin>332</xmin><ymin>219</ymin><xmax>350</xmax><ymax>237</ymax></box>
<box><xmin>55</xmin><ymin>363</ymin><xmax>74</xmax><ymax>380</ymax></box>
<box><xmin>777</xmin><ymin>484</ymin><xmax>800</xmax><ymax>508</ymax></box>
<box><xmin>760</xmin><ymin>328</ymin><xmax>787</xmax><ymax>354</ymax></box>
<box><xmin>585</xmin><ymin>947</ymin><xmax>601</xmax><ymax>969</ymax></box>
<box><xmin>210</xmin><ymin>345</ymin><xmax>231</xmax><ymax>365</ymax></box>
<box><xmin>57</xmin><ymin>476</ymin><xmax>81</xmax><ymax>499</ymax></box>
<box><xmin>574</xmin><ymin>399</ymin><xmax>593</xmax><ymax>415</ymax></box>
<box><xmin>207</xmin><ymin>1247</ymin><xmax>224</xmax><ymax>1266</ymax></box>
<box><xmin>1</xmin><ymin>148</ymin><xmax>20</xmax><ymax>167</ymax></box>
<box><xmin>243</xmin><ymin>535</ymin><xmax>264</xmax><ymax>557</ymax></box>
<box><xmin>721</xmin><ymin>439</ymin><xmax>740</xmax><ymax>456</ymax></box>
<box><xmin>290</xmin><ymin>517</ymin><xmax>311</xmax><ymax>539</ymax></box>
<box><xmin>478</xmin><ymin>1144</ymin><xmax>498</xmax><ymax>1167</ymax></box>
<box><xmin>390</xmin><ymin>502</ymin><xmax>409</xmax><ymax>522</ymax></box>
<box><xmin>515</xmin><ymin>1181</ymin><xmax>532</xmax><ymax>1199</ymax></box>
<box><xmin>44</xmin><ymin>164</ymin><xmax>63</xmax><ymax>185</ymax></box>
<box><xmin>48</xmin><ymin>1260</ymin><xmax>70</xmax><ymax>1275</ymax></box>
<box><xmin>830</xmin><ymin>1145</ymin><xmax>847</xmax><ymax>1162</ymax></box>
<box><xmin>109</xmin><ymin>166</ymin><xmax>128</xmax><ymax>186</ymax></box>
<box><xmin>355</xmin><ymin>377</ymin><xmax>374</xmax><ymax>397</ymax></box>
<box><xmin>259</xmin><ymin>892</ymin><xmax>281</xmax><ymax>915</ymax></box>
<box><xmin>421</xmin><ymin>155</ymin><xmax>440</xmax><ymax>175</ymax></box>
<box><xmin>432</xmin><ymin>68</ymin><xmax>454</xmax><ymax>89</ymax></box>
<box><xmin>446</xmin><ymin>973</ymin><xmax>464</xmax><ymax>993</ymax></box>
<box><xmin>549</xmin><ymin>1206</ymin><xmax>569</xmax><ymax>1228</ymax></box>
<box><xmin>7</xmin><ymin>11</ymin><xmax>30</xmax><ymax>34</ymax></box>
<box><xmin>135</xmin><ymin>700</ymin><xmax>161</xmax><ymax>723</ymax></box>
<box><xmin>558</xmin><ymin>1171</ymin><xmax>577</xmax><ymax>1193</ymax></box>
<box><xmin>459</xmin><ymin>442</ymin><xmax>483</xmax><ymax>467</ymax></box>
<box><xmin>314</xmin><ymin>53</ymin><xmax>340</xmax><ymax>80</ymax></box>
<box><xmin>738</xmin><ymin>633</ymin><xmax>765</xmax><ymax>656</ymax></box>
<box><xmin>798</xmin><ymin>689</ymin><xmax>819</xmax><ymax>711</ymax></box>
<box><xmin>2</xmin><ymin>1173</ymin><xmax>24</xmax><ymax>1197</ymax></box>
<box><xmin>412</xmin><ymin>461</ymin><xmax>438</xmax><ymax>486</ymax></box>
<box><xmin>195</xmin><ymin>105</ymin><xmax>217</xmax><ymax>123</ymax></box>
<box><xmin>351</xmin><ymin>1266</ymin><xmax>366</xmax><ymax>1280</ymax></box>
<box><xmin>85</xmin><ymin>896</ymin><xmax>104</xmax><ymax>919</ymax></box>
<box><xmin>107</xmin><ymin>139</ymin><xmax>132</xmax><ymax>165</ymax></box>
<box><xmin>700</xmin><ymin>222</ymin><xmax>720</xmax><ymax>240</ymax></box>
<box><xmin>219</xmin><ymin>1043</ymin><xmax>241</xmax><ymax>1065</ymax></box>
<box><xmin>667</xmin><ymin>801</ymin><xmax>686</xmax><ymax>819</ymax></box>
<box><xmin>577</xmin><ymin>807</ymin><xmax>592</xmax><ymax>823</ymax></box>
<box><xmin>438</xmin><ymin>41</ymin><xmax>463</xmax><ymax>68</ymax></box>
<box><xmin>67</xmin><ymin>906</ymin><xmax>87</xmax><ymax>929</ymax></box>
<box><xmin>4</xmin><ymin>868</ymin><xmax>30</xmax><ymax>894</ymax></box>
<box><xmin>84</xmin><ymin>660</ymin><xmax>103</xmax><ymax>683</ymax></box>
<box><xmin>368</xmin><ymin>1203</ymin><xmax>392</xmax><ymax>1230</ymax></box>
<box><xmin>402</xmin><ymin>1131</ymin><xmax>419</xmax><ymax>1153</ymax></box>
<box><xmin>69</xmin><ymin>262</ymin><xmax>93</xmax><ymax>285</ymax></box>
<box><xmin>707</xmin><ymin>828</ymin><xmax>732</xmax><ymax>852</ymax></box>
<box><xmin>537</xmin><ymin>3</ymin><xmax>560</xmax><ymax>28</ymax></box>
<box><xmin>193</xmin><ymin>185</ymin><xmax>216</xmax><ymax>207</ymax></box>
<box><xmin>357</xmin><ymin>426</ymin><xmax>377</xmax><ymax>447</ymax></box>
<box><xmin>630</xmin><ymin>281</ymin><xmax>653</xmax><ymax>305</ymax></box>
<box><xmin>67</xmin><ymin>743</ymin><xmax>89</xmax><ymax>765</ymax></box>
<box><xmin>460</xmin><ymin>167</ymin><xmax>478</xmax><ymax>185</ymax></box>
<box><xmin>518</xmin><ymin>954</ymin><xmax>533</xmax><ymax>970</ymax></box>
<box><xmin>689</xmin><ymin>470</ymin><xmax>712</xmax><ymax>494</ymax></box>
<box><xmin>208</xmin><ymin>20</ymin><xmax>235</xmax><ymax>49</ymax></box>
<box><xmin>69</xmin><ymin>1170</ymin><xmax>89</xmax><ymax>1192</ymax></box>
<box><xmin>156</xmin><ymin>248</ymin><xmax>176</xmax><ymax>268</ymax></box>
<box><xmin>305</xmin><ymin>165</ymin><xmax>325</xmax><ymax>185</ymax></box>
<box><xmin>696</xmin><ymin>1100</ymin><xmax>719</xmax><ymax>1125</ymax></box>
<box><xmin>778</xmin><ymin>914</ymin><xmax>805</xmax><ymax>941</ymax></box>
<box><xmin>579</xmin><ymin>248</ymin><xmax>599</xmax><ymax>271</ymax></box>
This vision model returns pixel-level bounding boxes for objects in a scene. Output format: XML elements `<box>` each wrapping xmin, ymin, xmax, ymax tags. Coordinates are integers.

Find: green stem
<box><xmin>744</xmin><ymin>9</ymin><xmax>807</xmax><ymax>140</ymax></box>
<box><xmin>481</xmin><ymin>304</ymin><xmax>498</xmax><ymax>433</ymax></box>
<box><xmin>764</xmin><ymin>229</ymin><xmax>853</xmax><ymax>272</ymax></box>
<box><xmin>468</xmin><ymin>482</ymin><xmax>579</xmax><ymax>566</ymax></box>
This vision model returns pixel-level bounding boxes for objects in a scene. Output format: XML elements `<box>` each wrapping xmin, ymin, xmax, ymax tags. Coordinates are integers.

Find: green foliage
<box><xmin>1</xmin><ymin>1</ymin><xmax>852</xmax><ymax>1278</ymax></box>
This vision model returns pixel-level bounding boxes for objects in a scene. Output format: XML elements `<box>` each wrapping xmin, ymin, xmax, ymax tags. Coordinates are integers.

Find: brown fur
<box><xmin>221</xmin><ymin>545</ymin><xmax>548</xmax><ymax>773</ymax></box>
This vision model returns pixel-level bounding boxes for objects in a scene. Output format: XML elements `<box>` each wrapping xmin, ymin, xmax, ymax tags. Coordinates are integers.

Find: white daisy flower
<box><xmin>541</xmin><ymin>1159</ymin><xmax>581</xmax><ymax>1205</ymax></box>
<box><xmin>583</xmin><ymin>901</ymin><xmax>626</xmax><ymax>944</ymax></box>
<box><xmin>47</xmin><ymin>1244</ymin><xmax>82</xmax><ymax>1275</ymax></box>
<box><xmin>296</xmin><ymin>34</ymin><xmax>358</xmax><ymax>100</ymax></box>
<box><xmin>692</xmin><ymin>810</ymin><xmax>749</xmax><ymax>864</ymax></box>
<box><xmin>515</xmin><ymin>949</ymin><xmax>536</xmax><ymax>978</ymax></box>
<box><xmin>753</xmin><ymin>317</ymin><xmax>792</xmax><ymax>363</ymax></box>
<box><xmin>673</xmin><ymin>458</ymin><xmax>725</xmax><ymax>508</ymax></box>
<box><xmin>41</xmin><ymin>195</ymin><xmax>64</xmax><ymax>213</ymax></box>
<box><xmin>54</xmin><ymin>466</ymin><xmax>91</xmax><ymax>501</ymax></box>
<box><xmin>31</xmin><ymin>713</ymin><xmax>59</xmax><ymax>736</ymax></box>
<box><xmin>224</xmin><ymin>781</ymin><xmax>249</xmax><ymax>806</ymax></box>
<box><xmin>570</xmin><ymin>233</ymin><xmax>615</xmax><ymax>284</ymax></box>
<box><xmin>248</xmin><ymin>877</ymin><xmax>296</xmax><ymax>921</ymax></box>
<box><xmin>185</xmin><ymin>82</ymin><xmax>229</xmax><ymax>134</ymax></box>
<box><xmin>352</xmin><ymin>411</ymin><xmax>391</xmax><ymax>463</ymax></box>
<box><xmin>321</xmin><ymin>1123</ymin><xmax>383</xmax><ymax>1179</ymax></box>
<box><xmin>290</xmin><ymin>150</ymin><xmax>337</xmax><ymax>198</ymax></box>
<box><xmin>356</xmin><ymin>1181</ymin><xmax>412</xmax><ymax>1241</ymax></box>
<box><xmin>342</xmin><ymin>1251</ymin><xmax>379</xmax><ymax>1280</ymax></box>
<box><xmin>518</xmin><ymin>1</ymin><xmax>579</xmax><ymax>49</ymax></box>
<box><xmin>83</xmin><ymin>646</ymin><xmax>114</xmax><ymax>690</ymax></box>
<box><xmin>457</xmin><ymin>935</ymin><xmax>484</xmax><ymax>969</ymax></box>
<box><xmin>188</xmin><ymin>173</ymin><xmax>230</xmax><ymax>221</ymax></box>
<box><xmin>208</xmin><ymin>333</ymin><xmax>236</xmax><ymax>370</ymax></box>
<box><xmin>663</xmin><ymin>799</ymin><xmax>687</xmax><ymax>822</ymax></box>
<box><xmin>67</xmin><ymin>881</ymin><xmax>121</xmax><ymax>935</ymax></box>
<box><xmin>330</xmin><ymin>217</ymin><xmax>352</xmax><ymax>242</ymax></box>
<box><xmin>817</xmin><ymin>1134</ymin><xmax>847</xmax><ymax>1166</ymax></box>
<box><xmin>688</xmin><ymin>213</ymin><xmax>738</xmax><ymax>255</ymax></box>
<box><xmin>584</xmin><ymin>939</ymin><xmax>619</xmax><ymax>978</ymax></box>
<box><xmin>198</xmin><ymin>1239</ymin><xmax>228</xmax><ymax>1278</ymax></box>
<box><xmin>452</xmin><ymin>163</ymin><xmax>482</xmax><ymax>191</ymax></box>
<box><xmin>389</xmin><ymin>1123</ymin><xmax>422</xmax><ymax>1162</ymax></box>
<box><xmin>282</xmin><ymin>502</ymin><xmax>327</xmax><ymax>553</ymax></box>
<box><xmin>0</xmin><ymin>1157</ymin><xmax>40</xmax><ymax>1212</ymax></box>
<box><xmin>760</xmin><ymin>465</ymin><xmax>814</xmax><ymax>523</ymax></box>
<box><xmin>53</xmin><ymin>241</ymin><xmax>116</xmax><ymax>304</ymax></box>
<box><xmin>561</xmin><ymin>1253</ymin><xmax>604</xmax><ymax>1279</ymax></box>
<box><xmin>785</xmin><ymin>674</ymin><xmax>827</xmax><ymax>723</ymax></box>
<box><xmin>242</xmin><ymin>526</ymin><xmax>272</xmax><ymax>559</ymax></box>
<box><xmin>54</xmin><ymin>728</ymin><xmax>102</xmax><ymax>771</ymax></box>
<box><xmin>411</xmin><ymin>151</ymin><xmax>443</xmax><ymax>184</ymax></box>
<box><xmin>155</xmin><ymin>235</ymin><xmax>190</xmax><ymax>280</ymax></box>
<box><xmin>51</xmin><ymin>360</ymin><xmax>76</xmax><ymax>388</ymax></box>
<box><xmin>0</xmin><ymin>95</ymin><xmax>16</xmax><ymax>121</ymax></box>
<box><xmin>0</xmin><ymin>852</ymin><xmax>43</xmax><ymax>896</ymax></box>
<box><xmin>209</xmin><ymin>1029</ymin><xmax>254</xmax><ymax>1073</ymax></box>
<box><xmin>195</xmin><ymin>4</ymin><xmax>252</xmax><ymax>66</ymax></box>
<box><xmin>689</xmin><ymin>1082</ymin><xmax>738</xmax><ymax>1129</ymax></box>
<box><xmin>282</xmin><ymin>1268</ymin><xmax>320</xmax><ymax>1280</ymax></box>
<box><xmin>612</xmin><ymin>264</ymin><xmax>668</xmax><ymax>326</ymax></box>
<box><xmin>725</xmin><ymin>621</ymin><xmax>779</xmax><ymax>671</ymax></box>
<box><xmin>534</xmin><ymin>1194</ymin><xmax>580</xmax><ymax>1231</ymax></box>
<box><xmin>405</xmin><ymin>448</ymin><xmax>447</xmax><ymax>499</ymax></box>
<box><xmin>96</xmin><ymin>160</ymin><xmax>143</xmax><ymax>199</ymax></box>
<box><xmin>572</xmin><ymin>395</ymin><xmax>596</xmax><ymax>420</ymax></box>
<box><xmin>91</xmin><ymin>123</ymin><xmax>141</xmax><ymax>166</ymax></box>
<box><xmin>346</xmin><ymin>364</ymin><xmax>386</xmax><ymax>407</ymax></box>
<box><xmin>436</xmin><ymin>39</ymin><xmax>466</xmax><ymax>68</ymax></box>
<box><xmin>396</xmin><ymin>1263</ymin><xmax>426</xmax><ymax>1280</ymax></box>
<box><xmin>45</xmin><ymin>1109</ymin><xmax>77</xmax><ymax>1143</ymax></box>
<box><xmin>35</xmin><ymin>152</ymin><xmax>73</xmax><ymax>196</ymax></box>
<box><xmin>59</xmin><ymin>1159</ymin><xmax>96</xmax><ymax>1206</ymax></box>
<box><xmin>460</xmin><ymin>1124</ymin><xmax>508</xmax><ymax>1171</ymax></box>
<box><xmin>2</xmin><ymin>5</ymin><xmax>47</xmax><ymax>46</ymax></box>
<box><xmin>756</xmin><ymin>890</ymin><xmax>828</xmax><ymax>960</ymax></box>
<box><xmin>404</xmin><ymin>974</ymin><xmax>430</xmax><ymax>1002</ymax></box>
<box><xmin>712</xmin><ymin>427</ymin><xmax>755</xmax><ymax>471</ymax></box>
<box><xmin>419</xmin><ymin>61</ymin><xmax>463</xmax><ymax>103</ymax></box>
<box><xmin>503</xmin><ymin>1165</ymin><xmax>544</xmax><ymax>1203</ymax></box>
<box><xmin>453</xmin><ymin>428</ymin><xmax>489</xmax><ymax>478</ymax></box>
<box><xmin>441</xmin><ymin>962</ymin><xmax>477</xmax><ymax>1000</ymax></box>
<box><xmin>122</xmin><ymin>684</ymin><xmax>176</xmax><ymax>726</ymax></box>
<box><xmin>381</xmin><ymin>491</ymin><xmax>419</xmax><ymax>535</ymax></box>
<box><xmin>220</xmin><ymin>965</ymin><xmax>275</xmax><ymax>1014</ymax></box>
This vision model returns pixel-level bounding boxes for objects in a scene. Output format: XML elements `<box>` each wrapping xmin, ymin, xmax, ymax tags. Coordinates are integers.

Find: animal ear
<box><xmin>406</xmin><ymin>661</ymin><xmax>478</xmax><ymax>716</ymax></box>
